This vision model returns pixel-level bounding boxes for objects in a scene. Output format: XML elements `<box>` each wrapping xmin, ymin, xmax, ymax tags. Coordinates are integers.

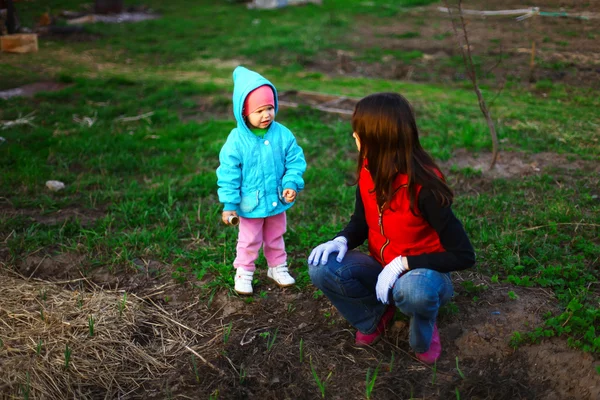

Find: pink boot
<box><xmin>415</xmin><ymin>324</ymin><xmax>442</xmax><ymax>364</ymax></box>
<box><xmin>355</xmin><ymin>306</ymin><xmax>395</xmax><ymax>346</ymax></box>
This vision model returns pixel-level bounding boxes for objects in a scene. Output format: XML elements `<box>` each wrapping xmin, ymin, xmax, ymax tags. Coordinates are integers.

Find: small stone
<box><xmin>391</xmin><ymin>320</ymin><xmax>408</xmax><ymax>332</ymax></box>
<box><xmin>132</xmin><ymin>258</ymin><xmax>146</xmax><ymax>273</ymax></box>
<box><xmin>298</xmin><ymin>322</ymin><xmax>307</xmax><ymax>330</ymax></box>
<box><xmin>222</xmin><ymin>303</ymin><xmax>238</xmax><ymax>318</ymax></box>
<box><xmin>46</xmin><ymin>180</ymin><xmax>65</xmax><ymax>191</ymax></box>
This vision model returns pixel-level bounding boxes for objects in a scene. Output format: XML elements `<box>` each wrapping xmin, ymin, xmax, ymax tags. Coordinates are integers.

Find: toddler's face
<box><xmin>247</xmin><ymin>105</ymin><xmax>275</xmax><ymax>129</ymax></box>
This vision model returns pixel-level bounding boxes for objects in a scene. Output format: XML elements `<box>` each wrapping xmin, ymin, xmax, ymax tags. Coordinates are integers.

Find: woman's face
<box><xmin>352</xmin><ymin>132</ymin><xmax>361</xmax><ymax>151</ymax></box>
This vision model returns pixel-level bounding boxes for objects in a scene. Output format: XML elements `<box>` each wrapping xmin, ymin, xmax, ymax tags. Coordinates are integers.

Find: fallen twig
<box><xmin>114</xmin><ymin>112</ymin><xmax>154</xmax><ymax>123</ymax></box>
<box><xmin>131</xmin><ymin>294</ymin><xmax>206</xmax><ymax>338</ymax></box>
<box><xmin>438</xmin><ymin>6</ymin><xmax>600</xmax><ymax>21</ymax></box>
<box><xmin>73</xmin><ymin>112</ymin><xmax>97</xmax><ymax>127</ymax></box>
<box><xmin>0</xmin><ymin>112</ymin><xmax>36</xmax><ymax>130</ymax></box>
<box><xmin>513</xmin><ymin>222</ymin><xmax>600</xmax><ymax>233</ymax></box>
<box><xmin>184</xmin><ymin>345</ymin><xmax>226</xmax><ymax>376</ymax></box>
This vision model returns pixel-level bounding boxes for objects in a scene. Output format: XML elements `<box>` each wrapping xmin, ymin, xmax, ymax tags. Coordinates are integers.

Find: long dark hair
<box><xmin>352</xmin><ymin>92</ymin><xmax>453</xmax><ymax>214</ymax></box>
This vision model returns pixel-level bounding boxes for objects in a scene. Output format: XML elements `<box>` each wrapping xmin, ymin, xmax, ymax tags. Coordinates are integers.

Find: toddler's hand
<box><xmin>283</xmin><ymin>189</ymin><xmax>297</xmax><ymax>203</ymax></box>
<box><xmin>222</xmin><ymin>211</ymin><xmax>239</xmax><ymax>225</ymax></box>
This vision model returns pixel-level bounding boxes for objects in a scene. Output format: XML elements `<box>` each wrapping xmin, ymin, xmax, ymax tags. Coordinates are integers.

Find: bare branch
<box><xmin>444</xmin><ymin>0</ymin><xmax>499</xmax><ymax>169</ymax></box>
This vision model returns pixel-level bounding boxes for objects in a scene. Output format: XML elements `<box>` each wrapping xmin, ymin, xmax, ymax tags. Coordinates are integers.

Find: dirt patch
<box><xmin>180</xmin><ymin>94</ymin><xmax>232</xmax><ymax>123</ymax></box>
<box><xmin>440</xmin><ymin>148</ymin><xmax>600</xmax><ymax>180</ymax></box>
<box><xmin>146</xmin><ymin>271</ymin><xmax>600</xmax><ymax>399</ymax></box>
<box><xmin>0</xmin><ymin>82</ymin><xmax>70</xmax><ymax>100</ymax></box>
<box><xmin>1</xmin><ymin>260</ymin><xmax>598</xmax><ymax>399</ymax></box>
<box><xmin>308</xmin><ymin>0</ymin><xmax>600</xmax><ymax>89</ymax></box>
<box><xmin>0</xmin><ymin>204</ymin><xmax>107</xmax><ymax>269</ymax></box>
<box><xmin>15</xmin><ymin>252</ymin><xmax>86</xmax><ymax>280</ymax></box>
<box><xmin>445</xmin><ymin>273</ymin><xmax>600</xmax><ymax>400</ymax></box>
<box><xmin>13</xmin><ymin>252</ymin><xmax>179</xmax><ymax>294</ymax></box>
<box><xmin>279</xmin><ymin>90</ymin><xmax>356</xmax><ymax>116</ymax></box>
<box><xmin>40</xmin><ymin>29</ymin><xmax>103</xmax><ymax>43</ymax></box>
<box><xmin>0</xmin><ymin>204</ymin><xmax>106</xmax><ymax>227</ymax></box>
<box><xmin>522</xmin><ymin>341</ymin><xmax>600</xmax><ymax>400</ymax></box>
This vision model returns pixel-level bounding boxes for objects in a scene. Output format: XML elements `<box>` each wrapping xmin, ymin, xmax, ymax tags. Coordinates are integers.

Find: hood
<box><xmin>232</xmin><ymin>66</ymin><xmax>278</xmax><ymax>135</ymax></box>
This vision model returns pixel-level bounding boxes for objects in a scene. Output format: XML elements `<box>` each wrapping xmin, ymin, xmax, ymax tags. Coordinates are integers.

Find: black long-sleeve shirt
<box><xmin>336</xmin><ymin>188</ymin><xmax>475</xmax><ymax>273</ymax></box>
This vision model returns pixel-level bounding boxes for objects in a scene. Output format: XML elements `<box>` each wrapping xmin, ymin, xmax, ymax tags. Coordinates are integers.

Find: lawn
<box><xmin>0</xmin><ymin>0</ymin><xmax>599</xmax><ymax>398</ymax></box>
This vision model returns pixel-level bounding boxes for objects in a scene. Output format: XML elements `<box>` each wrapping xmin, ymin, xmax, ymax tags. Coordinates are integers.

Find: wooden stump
<box><xmin>0</xmin><ymin>33</ymin><xmax>38</xmax><ymax>53</ymax></box>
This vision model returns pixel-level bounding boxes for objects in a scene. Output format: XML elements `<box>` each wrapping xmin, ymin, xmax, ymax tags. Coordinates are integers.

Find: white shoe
<box><xmin>234</xmin><ymin>269</ymin><xmax>254</xmax><ymax>295</ymax></box>
<box><xmin>267</xmin><ymin>264</ymin><xmax>295</xmax><ymax>287</ymax></box>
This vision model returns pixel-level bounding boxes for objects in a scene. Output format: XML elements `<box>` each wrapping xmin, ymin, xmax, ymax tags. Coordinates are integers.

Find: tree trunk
<box><xmin>1</xmin><ymin>0</ymin><xmax>18</xmax><ymax>34</ymax></box>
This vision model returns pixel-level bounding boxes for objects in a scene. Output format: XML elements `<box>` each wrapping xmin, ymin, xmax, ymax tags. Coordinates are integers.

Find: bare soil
<box><xmin>0</xmin><ymin>203</ymin><xmax>105</xmax><ymax>226</ymax></box>
<box><xmin>176</xmin><ymin>270</ymin><xmax>598</xmax><ymax>400</ymax></box>
<box><xmin>0</xmin><ymin>82</ymin><xmax>70</xmax><ymax>99</ymax></box>
<box><xmin>309</xmin><ymin>0</ymin><xmax>600</xmax><ymax>89</ymax></box>
<box><xmin>1</xmin><ymin>156</ymin><xmax>599</xmax><ymax>399</ymax></box>
<box><xmin>2</xmin><ymin>257</ymin><xmax>599</xmax><ymax>399</ymax></box>
<box><xmin>439</xmin><ymin>148</ymin><xmax>600</xmax><ymax>179</ymax></box>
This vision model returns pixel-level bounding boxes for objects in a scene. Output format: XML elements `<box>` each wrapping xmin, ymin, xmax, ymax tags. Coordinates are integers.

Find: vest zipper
<box><xmin>377</xmin><ymin>185</ymin><xmax>406</xmax><ymax>265</ymax></box>
<box><xmin>378</xmin><ymin>205</ymin><xmax>389</xmax><ymax>265</ymax></box>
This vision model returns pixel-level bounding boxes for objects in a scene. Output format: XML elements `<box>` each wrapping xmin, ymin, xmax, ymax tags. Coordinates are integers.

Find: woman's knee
<box><xmin>396</xmin><ymin>288</ymin><xmax>437</xmax><ymax>311</ymax></box>
<box><xmin>308</xmin><ymin>251</ymin><xmax>380</xmax><ymax>289</ymax></box>
<box><xmin>308</xmin><ymin>264</ymin><xmax>324</xmax><ymax>287</ymax></box>
<box><xmin>308</xmin><ymin>261</ymin><xmax>338</xmax><ymax>289</ymax></box>
<box><xmin>393</xmin><ymin>273</ymin><xmax>440</xmax><ymax>312</ymax></box>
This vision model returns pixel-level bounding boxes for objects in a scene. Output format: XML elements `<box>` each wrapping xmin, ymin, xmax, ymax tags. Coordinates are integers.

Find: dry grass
<box><xmin>0</xmin><ymin>269</ymin><xmax>220</xmax><ymax>399</ymax></box>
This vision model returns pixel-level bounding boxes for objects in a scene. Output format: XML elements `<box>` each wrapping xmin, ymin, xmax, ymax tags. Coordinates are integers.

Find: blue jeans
<box><xmin>309</xmin><ymin>250</ymin><xmax>454</xmax><ymax>352</ymax></box>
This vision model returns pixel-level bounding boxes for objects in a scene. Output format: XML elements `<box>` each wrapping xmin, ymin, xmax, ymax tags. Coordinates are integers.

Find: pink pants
<box><xmin>234</xmin><ymin>212</ymin><xmax>287</xmax><ymax>272</ymax></box>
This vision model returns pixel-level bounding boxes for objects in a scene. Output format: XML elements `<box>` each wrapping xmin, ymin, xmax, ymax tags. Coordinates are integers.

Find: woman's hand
<box><xmin>308</xmin><ymin>237</ymin><xmax>348</xmax><ymax>266</ymax></box>
<box><xmin>375</xmin><ymin>256</ymin><xmax>408</xmax><ymax>303</ymax></box>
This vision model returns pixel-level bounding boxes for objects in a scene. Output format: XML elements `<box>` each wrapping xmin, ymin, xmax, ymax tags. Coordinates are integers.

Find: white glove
<box><xmin>308</xmin><ymin>237</ymin><xmax>348</xmax><ymax>266</ymax></box>
<box><xmin>375</xmin><ymin>256</ymin><xmax>408</xmax><ymax>304</ymax></box>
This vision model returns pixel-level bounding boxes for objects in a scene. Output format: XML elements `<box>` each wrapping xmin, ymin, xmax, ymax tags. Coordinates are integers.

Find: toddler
<box><xmin>217</xmin><ymin>66</ymin><xmax>307</xmax><ymax>295</ymax></box>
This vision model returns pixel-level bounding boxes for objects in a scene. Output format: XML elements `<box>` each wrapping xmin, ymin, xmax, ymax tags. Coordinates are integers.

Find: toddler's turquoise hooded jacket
<box><xmin>216</xmin><ymin>66</ymin><xmax>306</xmax><ymax>218</ymax></box>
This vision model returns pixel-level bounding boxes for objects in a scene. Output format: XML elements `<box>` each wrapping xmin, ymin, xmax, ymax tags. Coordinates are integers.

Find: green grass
<box><xmin>459</xmin><ymin>171</ymin><xmax>599</xmax><ymax>351</ymax></box>
<box><xmin>394</xmin><ymin>31</ymin><xmax>421</xmax><ymax>39</ymax></box>
<box><xmin>433</xmin><ymin>32</ymin><xmax>452</xmax><ymax>40</ymax></box>
<box><xmin>11</xmin><ymin>0</ymin><xmax>436</xmax><ymax>70</ymax></box>
<box><xmin>2</xmin><ymin>73</ymin><xmax>598</xmax><ymax>351</ymax></box>
<box><xmin>0</xmin><ymin>64</ymin><xmax>43</xmax><ymax>90</ymax></box>
<box><xmin>1</xmin><ymin>0</ymin><xmax>599</xmax><ymax>356</ymax></box>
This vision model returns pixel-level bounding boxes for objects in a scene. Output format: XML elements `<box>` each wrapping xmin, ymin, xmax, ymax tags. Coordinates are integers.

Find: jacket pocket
<box><xmin>240</xmin><ymin>188</ymin><xmax>260</xmax><ymax>213</ymax></box>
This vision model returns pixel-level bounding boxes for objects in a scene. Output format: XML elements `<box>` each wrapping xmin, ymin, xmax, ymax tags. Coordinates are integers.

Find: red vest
<box><xmin>359</xmin><ymin>164</ymin><xmax>445</xmax><ymax>265</ymax></box>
